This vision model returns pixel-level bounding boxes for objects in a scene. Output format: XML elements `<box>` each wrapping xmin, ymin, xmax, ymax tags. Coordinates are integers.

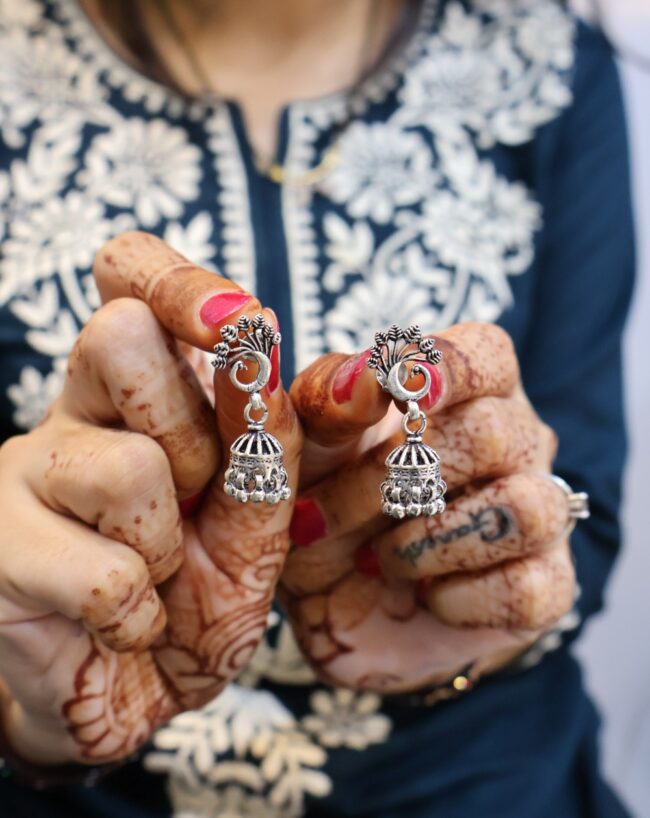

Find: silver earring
<box><xmin>212</xmin><ymin>314</ymin><xmax>291</xmax><ymax>505</ymax></box>
<box><xmin>368</xmin><ymin>324</ymin><xmax>446</xmax><ymax>519</ymax></box>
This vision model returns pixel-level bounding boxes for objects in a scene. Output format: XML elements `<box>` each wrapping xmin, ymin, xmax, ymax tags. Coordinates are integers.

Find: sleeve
<box><xmin>518</xmin><ymin>22</ymin><xmax>636</xmax><ymax>624</ymax></box>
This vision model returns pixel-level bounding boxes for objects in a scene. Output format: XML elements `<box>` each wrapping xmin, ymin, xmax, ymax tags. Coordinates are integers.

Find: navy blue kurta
<box><xmin>0</xmin><ymin>0</ymin><xmax>635</xmax><ymax>815</ymax></box>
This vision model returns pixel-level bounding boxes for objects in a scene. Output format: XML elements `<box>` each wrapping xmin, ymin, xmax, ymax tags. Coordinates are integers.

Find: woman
<box><xmin>0</xmin><ymin>0</ymin><xmax>635</xmax><ymax>816</ymax></box>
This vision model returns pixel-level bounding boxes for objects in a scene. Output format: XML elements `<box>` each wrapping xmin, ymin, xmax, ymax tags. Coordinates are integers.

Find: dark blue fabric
<box><xmin>0</xmin><ymin>9</ymin><xmax>636</xmax><ymax>818</ymax></box>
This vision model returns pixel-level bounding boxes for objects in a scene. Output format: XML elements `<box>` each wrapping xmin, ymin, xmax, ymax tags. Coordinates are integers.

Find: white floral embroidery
<box><xmin>0</xmin><ymin>25</ymin><xmax>109</xmax><ymax>149</ymax></box>
<box><xmin>302</xmin><ymin>689</ymin><xmax>392</xmax><ymax>750</ymax></box>
<box><xmin>325</xmin><ymin>271</ymin><xmax>440</xmax><ymax>354</ymax></box>
<box><xmin>167</xmin><ymin>779</ymin><xmax>292</xmax><ymax>818</ymax></box>
<box><xmin>420</xmin><ymin>137</ymin><xmax>541</xmax><ymax>306</ymax></box>
<box><xmin>398</xmin><ymin>1</ymin><xmax>575</xmax><ymax>148</ymax></box>
<box><xmin>164</xmin><ymin>212</ymin><xmax>218</xmax><ymax>270</ymax></box>
<box><xmin>288</xmin><ymin>0</ymin><xmax>571</xmax><ymax>369</ymax></box>
<box><xmin>79</xmin><ymin>119</ymin><xmax>202</xmax><ymax>228</ymax></box>
<box><xmin>145</xmin><ymin>685</ymin><xmax>331</xmax><ymax>817</ymax></box>
<box><xmin>0</xmin><ymin>0</ymin><xmax>42</xmax><ymax>29</ymax></box>
<box><xmin>323</xmin><ymin>122</ymin><xmax>435</xmax><ymax>224</ymax></box>
<box><xmin>239</xmin><ymin>620</ymin><xmax>318</xmax><ymax>689</ymax></box>
<box><xmin>6</xmin><ymin>357</ymin><xmax>66</xmax><ymax>429</ymax></box>
<box><xmin>2</xmin><ymin>193</ymin><xmax>115</xmax><ymax>295</ymax></box>
<box><xmin>53</xmin><ymin>0</ymin><xmax>187</xmax><ymax>117</ymax></box>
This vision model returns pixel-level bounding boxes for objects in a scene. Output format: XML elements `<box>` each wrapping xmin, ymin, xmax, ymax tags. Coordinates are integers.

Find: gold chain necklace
<box><xmin>157</xmin><ymin>0</ymin><xmax>384</xmax><ymax>187</ymax></box>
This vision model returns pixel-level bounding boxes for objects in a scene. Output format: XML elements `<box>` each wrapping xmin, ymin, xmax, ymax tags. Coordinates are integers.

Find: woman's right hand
<box><xmin>0</xmin><ymin>233</ymin><xmax>301</xmax><ymax>768</ymax></box>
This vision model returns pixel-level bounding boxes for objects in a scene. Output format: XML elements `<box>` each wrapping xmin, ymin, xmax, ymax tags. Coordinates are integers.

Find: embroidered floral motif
<box><xmin>325</xmin><ymin>270</ymin><xmax>440</xmax><ymax>354</ymax></box>
<box><xmin>302</xmin><ymin>689</ymin><xmax>392</xmax><ymax>750</ymax></box>
<box><xmin>6</xmin><ymin>357</ymin><xmax>66</xmax><ymax>429</ymax></box>
<box><xmin>0</xmin><ymin>0</ymin><xmax>42</xmax><ymax>28</ymax></box>
<box><xmin>238</xmin><ymin>619</ymin><xmax>318</xmax><ymax>689</ymax></box>
<box><xmin>145</xmin><ymin>685</ymin><xmax>332</xmax><ymax>817</ymax></box>
<box><xmin>167</xmin><ymin>779</ymin><xmax>293</xmax><ymax>818</ymax></box>
<box><xmin>79</xmin><ymin>119</ymin><xmax>202</xmax><ymax>228</ymax></box>
<box><xmin>164</xmin><ymin>212</ymin><xmax>218</xmax><ymax>271</ymax></box>
<box><xmin>288</xmin><ymin>0</ymin><xmax>575</xmax><ymax>370</ymax></box>
<box><xmin>3</xmin><ymin>193</ymin><xmax>115</xmax><ymax>292</ymax></box>
<box><xmin>0</xmin><ymin>25</ymin><xmax>109</xmax><ymax>149</ymax></box>
<box><xmin>323</xmin><ymin>122</ymin><xmax>435</xmax><ymax>224</ymax></box>
<box><xmin>398</xmin><ymin>0</ymin><xmax>575</xmax><ymax>147</ymax></box>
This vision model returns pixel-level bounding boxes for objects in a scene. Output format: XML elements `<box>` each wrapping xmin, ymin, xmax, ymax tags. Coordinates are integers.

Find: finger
<box><xmin>290</xmin><ymin>396</ymin><xmax>542</xmax><ymax>548</ymax></box>
<box><xmin>93</xmin><ymin>232</ymin><xmax>260</xmax><ymax>349</ymax></box>
<box><xmin>432</xmin><ymin>322</ymin><xmax>520</xmax><ymax>411</ymax></box>
<box><xmin>29</xmin><ymin>420</ymin><xmax>184</xmax><ymax>584</ymax></box>
<box><xmin>291</xmin><ymin>322</ymin><xmax>519</xmax><ymax>452</ymax></box>
<box><xmin>290</xmin><ymin>351</ymin><xmax>392</xmax><ymax>450</ymax></box>
<box><xmin>424</xmin><ymin>544</ymin><xmax>576</xmax><ymax>630</ymax></box>
<box><xmin>378</xmin><ymin>473</ymin><xmax>569</xmax><ymax>580</ymax></box>
<box><xmin>1</xmin><ymin>486</ymin><xmax>166</xmax><ymax>652</ymax></box>
<box><xmin>61</xmin><ymin>297</ymin><xmax>219</xmax><ymax>497</ymax></box>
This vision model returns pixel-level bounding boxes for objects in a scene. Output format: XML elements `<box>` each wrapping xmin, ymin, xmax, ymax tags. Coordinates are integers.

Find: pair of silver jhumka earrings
<box><xmin>213</xmin><ymin>316</ymin><xmax>446</xmax><ymax>520</ymax></box>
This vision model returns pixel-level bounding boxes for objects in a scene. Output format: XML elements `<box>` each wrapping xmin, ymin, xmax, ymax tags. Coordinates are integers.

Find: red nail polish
<box><xmin>354</xmin><ymin>543</ymin><xmax>382</xmax><ymax>578</ymax></box>
<box><xmin>199</xmin><ymin>291</ymin><xmax>252</xmax><ymax>329</ymax></box>
<box><xmin>332</xmin><ymin>351</ymin><xmax>371</xmax><ymax>404</ymax></box>
<box><xmin>267</xmin><ymin>342</ymin><xmax>281</xmax><ymax>394</ymax></box>
<box><xmin>179</xmin><ymin>490</ymin><xmax>206</xmax><ymax>518</ymax></box>
<box><xmin>420</xmin><ymin>362</ymin><xmax>443</xmax><ymax>412</ymax></box>
<box><xmin>266</xmin><ymin>312</ymin><xmax>281</xmax><ymax>395</ymax></box>
<box><xmin>290</xmin><ymin>497</ymin><xmax>327</xmax><ymax>548</ymax></box>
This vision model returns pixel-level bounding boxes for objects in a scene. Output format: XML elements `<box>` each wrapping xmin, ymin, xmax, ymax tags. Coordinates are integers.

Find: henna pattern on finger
<box><xmin>62</xmin><ymin>639</ymin><xmax>176</xmax><ymax>762</ymax></box>
<box><xmin>394</xmin><ymin>507</ymin><xmax>513</xmax><ymax>567</ymax></box>
<box><xmin>60</xmin><ymin>527</ymin><xmax>291</xmax><ymax>761</ymax></box>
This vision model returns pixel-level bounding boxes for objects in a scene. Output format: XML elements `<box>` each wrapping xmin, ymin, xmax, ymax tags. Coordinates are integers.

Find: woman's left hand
<box><xmin>281</xmin><ymin>322</ymin><xmax>576</xmax><ymax>693</ymax></box>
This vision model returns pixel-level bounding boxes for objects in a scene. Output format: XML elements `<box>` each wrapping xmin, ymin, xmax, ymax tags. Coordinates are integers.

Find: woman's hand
<box><xmin>281</xmin><ymin>323</ymin><xmax>575</xmax><ymax>693</ymax></box>
<box><xmin>0</xmin><ymin>233</ymin><xmax>301</xmax><ymax>766</ymax></box>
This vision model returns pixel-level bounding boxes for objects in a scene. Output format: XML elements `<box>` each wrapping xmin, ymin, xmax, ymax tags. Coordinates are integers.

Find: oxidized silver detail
<box><xmin>212</xmin><ymin>314</ymin><xmax>291</xmax><ymax>505</ymax></box>
<box><xmin>368</xmin><ymin>324</ymin><xmax>446</xmax><ymax>520</ymax></box>
<box><xmin>224</xmin><ymin>428</ymin><xmax>291</xmax><ymax>505</ymax></box>
<box><xmin>383</xmin><ymin>433</ymin><xmax>447</xmax><ymax>519</ymax></box>
<box><xmin>549</xmin><ymin>474</ymin><xmax>590</xmax><ymax>536</ymax></box>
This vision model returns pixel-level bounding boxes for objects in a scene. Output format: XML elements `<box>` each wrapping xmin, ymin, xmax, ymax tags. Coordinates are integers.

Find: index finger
<box><xmin>93</xmin><ymin>231</ymin><xmax>259</xmax><ymax>348</ymax></box>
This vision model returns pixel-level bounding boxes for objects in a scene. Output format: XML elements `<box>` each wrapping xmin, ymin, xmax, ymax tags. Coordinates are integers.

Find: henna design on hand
<box><xmin>62</xmin><ymin>639</ymin><xmax>176</xmax><ymax>762</ymax></box>
<box><xmin>60</xmin><ymin>528</ymin><xmax>291</xmax><ymax>762</ymax></box>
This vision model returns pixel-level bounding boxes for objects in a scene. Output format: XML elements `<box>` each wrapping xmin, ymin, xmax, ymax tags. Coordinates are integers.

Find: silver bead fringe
<box><xmin>212</xmin><ymin>314</ymin><xmax>291</xmax><ymax>505</ymax></box>
<box><xmin>368</xmin><ymin>324</ymin><xmax>446</xmax><ymax>520</ymax></box>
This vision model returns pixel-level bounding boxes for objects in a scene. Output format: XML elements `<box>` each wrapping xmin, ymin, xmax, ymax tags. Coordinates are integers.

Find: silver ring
<box><xmin>549</xmin><ymin>475</ymin><xmax>590</xmax><ymax>536</ymax></box>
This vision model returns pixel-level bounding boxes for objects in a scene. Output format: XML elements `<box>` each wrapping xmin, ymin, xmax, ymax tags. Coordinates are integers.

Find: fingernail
<box><xmin>290</xmin><ymin>497</ymin><xmax>327</xmax><ymax>548</ymax></box>
<box><xmin>266</xmin><ymin>310</ymin><xmax>281</xmax><ymax>395</ymax></box>
<box><xmin>179</xmin><ymin>490</ymin><xmax>206</xmax><ymax>518</ymax></box>
<box><xmin>332</xmin><ymin>350</ymin><xmax>371</xmax><ymax>404</ymax></box>
<box><xmin>420</xmin><ymin>362</ymin><xmax>443</xmax><ymax>412</ymax></box>
<box><xmin>354</xmin><ymin>543</ymin><xmax>383</xmax><ymax>578</ymax></box>
<box><xmin>199</xmin><ymin>291</ymin><xmax>252</xmax><ymax>329</ymax></box>
<box><xmin>267</xmin><ymin>343</ymin><xmax>281</xmax><ymax>394</ymax></box>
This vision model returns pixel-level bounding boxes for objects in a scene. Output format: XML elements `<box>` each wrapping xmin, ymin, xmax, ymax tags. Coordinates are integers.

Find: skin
<box><xmin>283</xmin><ymin>325</ymin><xmax>576</xmax><ymax>692</ymax></box>
<box><xmin>81</xmin><ymin>0</ymin><xmax>403</xmax><ymax>160</ymax></box>
<box><xmin>0</xmin><ymin>233</ymin><xmax>302</xmax><ymax>765</ymax></box>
